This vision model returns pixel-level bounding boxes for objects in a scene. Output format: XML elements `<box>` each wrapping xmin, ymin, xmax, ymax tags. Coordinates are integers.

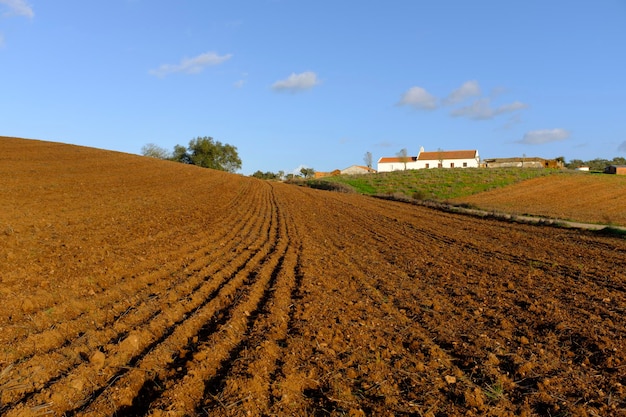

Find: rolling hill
<box><xmin>1</xmin><ymin>137</ymin><xmax>625</xmax><ymax>416</ymax></box>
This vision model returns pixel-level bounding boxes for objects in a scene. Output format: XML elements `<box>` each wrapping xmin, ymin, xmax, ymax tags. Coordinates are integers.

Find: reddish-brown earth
<box><xmin>1</xmin><ymin>137</ymin><xmax>625</xmax><ymax>416</ymax></box>
<box><xmin>452</xmin><ymin>174</ymin><xmax>626</xmax><ymax>227</ymax></box>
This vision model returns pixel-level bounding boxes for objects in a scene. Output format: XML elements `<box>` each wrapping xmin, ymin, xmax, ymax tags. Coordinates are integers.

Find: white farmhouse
<box><xmin>377</xmin><ymin>147</ymin><xmax>480</xmax><ymax>172</ymax></box>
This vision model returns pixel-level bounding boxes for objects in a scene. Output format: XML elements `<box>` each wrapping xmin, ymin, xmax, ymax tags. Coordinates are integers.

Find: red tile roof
<box><xmin>378</xmin><ymin>156</ymin><xmax>418</xmax><ymax>163</ymax></box>
<box><xmin>417</xmin><ymin>150</ymin><xmax>477</xmax><ymax>160</ymax></box>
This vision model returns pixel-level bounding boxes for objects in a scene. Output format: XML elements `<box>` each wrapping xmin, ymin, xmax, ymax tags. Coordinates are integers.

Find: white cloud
<box><xmin>149</xmin><ymin>52</ymin><xmax>232</xmax><ymax>77</ymax></box>
<box><xmin>618</xmin><ymin>141</ymin><xmax>626</xmax><ymax>152</ymax></box>
<box><xmin>444</xmin><ymin>80</ymin><xmax>481</xmax><ymax>105</ymax></box>
<box><xmin>398</xmin><ymin>86</ymin><xmax>438</xmax><ymax>110</ymax></box>
<box><xmin>0</xmin><ymin>0</ymin><xmax>34</xmax><ymax>18</ymax></box>
<box><xmin>272</xmin><ymin>71</ymin><xmax>320</xmax><ymax>92</ymax></box>
<box><xmin>233</xmin><ymin>72</ymin><xmax>248</xmax><ymax>88</ymax></box>
<box><xmin>517</xmin><ymin>129</ymin><xmax>570</xmax><ymax>145</ymax></box>
<box><xmin>451</xmin><ymin>98</ymin><xmax>528</xmax><ymax>120</ymax></box>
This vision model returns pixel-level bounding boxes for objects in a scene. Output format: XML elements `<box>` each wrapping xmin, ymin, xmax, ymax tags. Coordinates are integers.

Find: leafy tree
<box><xmin>141</xmin><ymin>143</ymin><xmax>171</xmax><ymax>159</ymax></box>
<box><xmin>566</xmin><ymin>159</ymin><xmax>584</xmax><ymax>169</ymax></box>
<box><xmin>564</xmin><ymin>156</ymin><xmax>626</xmax><ymax>170</ymax></box>
<box><xmin>171</xmin><ymin>144</ymin><xmax>192</xmax><ymax>164</ymax></box>
<box><xmin>611</xmin><ymin>156</ymin><xmax>626</xmax><ymax>165</ymax></box>
<box><xmin>586</xmin><ymin>158</ymin><xmax>610</xmax><ymax>171</ymax></box>
<box><xmin>299</xmin><ymin>167</ymin><xmax>315</xmax><ymax>178</ymax></box>
<box><xmin>171</xmin><ymin>137</ymin><xmax>242</xmax><ymax>173</ymax></box>
<box><xmin>251</xmin><ymin>170</ymin><xmax>280</xmax><ymax>180</ymax></box>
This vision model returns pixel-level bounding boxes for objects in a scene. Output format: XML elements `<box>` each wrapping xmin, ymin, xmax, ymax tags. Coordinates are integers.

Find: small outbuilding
<box><xmin>604</xmin><ymin>165</ymin><xmax>626</xmax><ymax>175</ymax></box>
<box><xmin>483</xmin><ymin>157</ymin><xmax>563</xmax><ymax>169</ymax></box>
<box><xmin>341</xmin><ymin>165</ymin><xmax>377</xmax><ymax>175</ymax></box>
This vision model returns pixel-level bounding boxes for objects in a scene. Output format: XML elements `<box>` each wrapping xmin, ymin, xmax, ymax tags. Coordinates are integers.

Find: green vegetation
<box><xmin>311</xmin><ymin>168</ymin><xmax>573</xmax><ymax>200</ymax></box>
<box><xmin>251</xmin><ymin>170</ymin><xmax>284</xmax><ymax>180</ymax></box>
<box><xmin>565</xmin><ymin>156</ymin><xmax>626</xmax><ymax>171</ymax></box>
<box><xmin>141</xmin><ymin>136</ymin><xmax>242</xmax><ymax>173</ymax></box>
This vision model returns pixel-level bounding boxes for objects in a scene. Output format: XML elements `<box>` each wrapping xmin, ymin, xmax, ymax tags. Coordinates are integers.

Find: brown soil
<box><xmin>1</xmin><ymin>137</ymin><xmax>625</xmax><ymax>416</ymax></box>
<box><xmin>452</xmin><ymin>174</ymin><xmax>626</xmax><ymax>227</ymax></box>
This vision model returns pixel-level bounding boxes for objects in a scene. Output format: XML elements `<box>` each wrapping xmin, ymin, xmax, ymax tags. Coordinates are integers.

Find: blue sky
<box><xmin>1</xmin><ymin>0</ymin><xmax>625</xmax><ymax>174</ymax></box>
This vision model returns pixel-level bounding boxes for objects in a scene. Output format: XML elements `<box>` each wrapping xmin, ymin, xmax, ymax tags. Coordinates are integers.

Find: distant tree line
<box><xmin>250</xmin><ymin>167</ymin><xmax>315</xmax><ymax>181</ymax></box>
<box><xmin>251</xmin><ymin>170</ymin><xmax>284</xmax><ymax>180</ymax></box>
<box><xmin>141</xmin><ymin>137</ymin><xmax>242</xmax><ymax>173</ymax></box>
<box><xmin>564</xmin><ymin>156</ymin><xmax>626</xmax><ymax>171</ymax></box>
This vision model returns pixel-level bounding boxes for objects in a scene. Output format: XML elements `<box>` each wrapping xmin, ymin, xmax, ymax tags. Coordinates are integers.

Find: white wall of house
<box><xmin>416</xmin><ymin>157</ymin><xmax>479</xmax><ymax>169</ymax></box>
<box><xmin>378</xmin><ymin>151</ymin><xmax>479</xmax><ymax>172</ymax></box>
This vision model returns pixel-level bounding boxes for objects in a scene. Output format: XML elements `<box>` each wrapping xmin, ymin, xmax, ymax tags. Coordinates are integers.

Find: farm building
<box><xmin>341</xmin><ymin>165</ymin><xmax>377</xmax><ymax>175</ymax></box>
<box><xmin>604</xmin><ymin>165</ymin><xmax>626</xmax><ymax>175</ymax></box>
<box><xmin>315</xmin><ymin>165</ymin><xmax>376</xmax><ymax>178</ymax></box>
<box><xmin>377</xmin><ymin>147</ymin><xmax>479</xmax><ymax>172</ymax></box>
<box><xmin>314</xmin><ymin>169</ymin><xmax>341</xmax><ymax>178</ymax></box>
<box><xmin>483</xmin><ymin>157</ymin><xmax>563</xmax><ymax>169</ymax></box>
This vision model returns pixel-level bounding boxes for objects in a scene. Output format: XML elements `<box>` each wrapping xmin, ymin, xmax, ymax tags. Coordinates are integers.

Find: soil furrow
<box><xmin>0</xmin><ymin>183</ymin><xmax>269</xmax><ymax>411</ymax></box>
<box><xmin>139</xmin><ymin>191</ymin><xmax>285</xmax><ymax>415</ymax></box>
<box><xmin>2</xmin><ymin>188</ymin><xmax>274</xmax><ymax>416</ymax></box>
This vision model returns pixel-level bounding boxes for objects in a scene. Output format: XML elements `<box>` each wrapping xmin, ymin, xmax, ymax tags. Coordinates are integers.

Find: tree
<box><xmin>299</xmin><ymin>167</ymin><xmax>315</xmax><ymax>178</ymax></box>
<box><xmin>251</xmin><ymin>170</ymin><xmax>280</xmax><ymax>180</ymax></box>
<box><xmin>171</xmin><ymin>137</ymin><xmax>242</xmax><ymax>173</ymax></box>
<box><xmin>364</xmin><ymin>151</ymin><xmax>373</xmax><ymax>169</ymax></box>
<box><xmin>141</xmin><ymin>143</ymin><xmax>171</xmax><ymax>159</ymax></box>
<box><xmin>566</xmin><ymin>159</ymin><xmax>584</xmax><ymax>169</ymax></box>
<box><xmin>171</xmin><ymin>144</ymin><xmax>192</xmax><ymax>164</ymax></box>
<box><xmin>397</xmin><ymin>148</ymin><xmax>409</xmax><ymax>170</ymax></box>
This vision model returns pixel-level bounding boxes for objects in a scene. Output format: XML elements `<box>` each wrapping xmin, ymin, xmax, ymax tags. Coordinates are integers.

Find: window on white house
<box><xmin>450</xmin><ymin>163</ymin><xmax>455</xmax><ymax>168</ymax></box>
<box><xmin>463</xmin><ymin>162</ymin><xmax>467</xmax><ymax>167</ymax></box>
<box><xmin>425</xmin><ymin>163</ymin><xmax>429</xmax><ymax>168</ymax></box>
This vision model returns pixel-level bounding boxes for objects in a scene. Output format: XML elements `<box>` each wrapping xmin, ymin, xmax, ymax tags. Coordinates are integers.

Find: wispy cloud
<box><xmin>272</xmin><ymin>71</ymin><xmax>320</xmax><ymax>92</ymax></box>
<box><xmin>0</xmin><ymin>0</ymin><xmax>34</xmax><ymax>18</ymax></box>
<box><xmin>517</xmin><ymin>128</ymin><xmax>570</xmax><ymax>145</ymax></box>
<box><xmin>375</xmin><ymin>141</ymin><xmax>395</xmax><ymax>148</ymax></box>
<box><xmin>499</xmin><ymin>113</ymin><xmax>523</xmax><ymax>130</ymax></box>
<box><xmin>443</xmin><ymin>80</ymin><xmax>481</xmax><ymax>105</ymax></box>
<box><xmin>149</xmin><ymin>52</ymin><xmax>232</xmax><ymax>77</ymax></box>
<box><xmin>618</xmin><ymin>141</ymin><xmax>626</xmax><ymax>153</ymax></box>
<box><xmin>451</xmin><ymin>98</ymin><xmax>528</xmax><ymax>120</ymax></box>
<box><xmin>233</xmin><ymin>72</ymin><xmax>248</xmax><ymax>88</ymax></box>
<box><xmin>398</xmin><ymin>86</ymin><xmax>438</xmax><ymax>110</ymax></box>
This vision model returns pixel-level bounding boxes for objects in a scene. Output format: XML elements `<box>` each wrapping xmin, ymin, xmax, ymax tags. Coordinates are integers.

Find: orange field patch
<box><xmin>1</xmin><ymin>137</ymin><xmax>626</xmax><ymax>416</ymax></box>
<box><xmin>452</xmin><ymin>173</ymin><xmax>626</xmax><ymax>226</ymax></box>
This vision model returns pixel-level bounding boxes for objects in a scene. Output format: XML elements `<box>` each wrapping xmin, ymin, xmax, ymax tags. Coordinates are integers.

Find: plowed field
<box><xmin>1</xmin><ymin>137</ymin><xmax>625</xmax><ymax>417</ymax></box>
<box><xmin>452</xmin><ymin>174</ymin><xmax>626</xmax><ymax>227</ymax></box>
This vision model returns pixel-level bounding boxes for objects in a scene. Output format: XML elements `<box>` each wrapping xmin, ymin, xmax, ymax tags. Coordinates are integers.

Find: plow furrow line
<box><xmin>124</xmin><ymin>193</ymin><xmax>285</xmax><ymax>415</ymax></box>
<box><xmin>1</xmin><ymin>180</ymin><xmax>265</xmax><ymax>357</ymax></box>
<box><xmin>197</xmin><ymin>193</ymin><xmax>302</xmax><ymax>415</ymax></box>
<box><xmin>3</xmin><ymin>244</ymin><xmax>264</xmax><ymax>415</ymax></box>
<box><xmin>51</xmin><ymin>186</ymin><xmax>279</xmax><ymax>416</ymax></box>
<box><xmin>1</xmin><ymin>186</ymin><xmax>274</xmax><ymax>415</ymax></box>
